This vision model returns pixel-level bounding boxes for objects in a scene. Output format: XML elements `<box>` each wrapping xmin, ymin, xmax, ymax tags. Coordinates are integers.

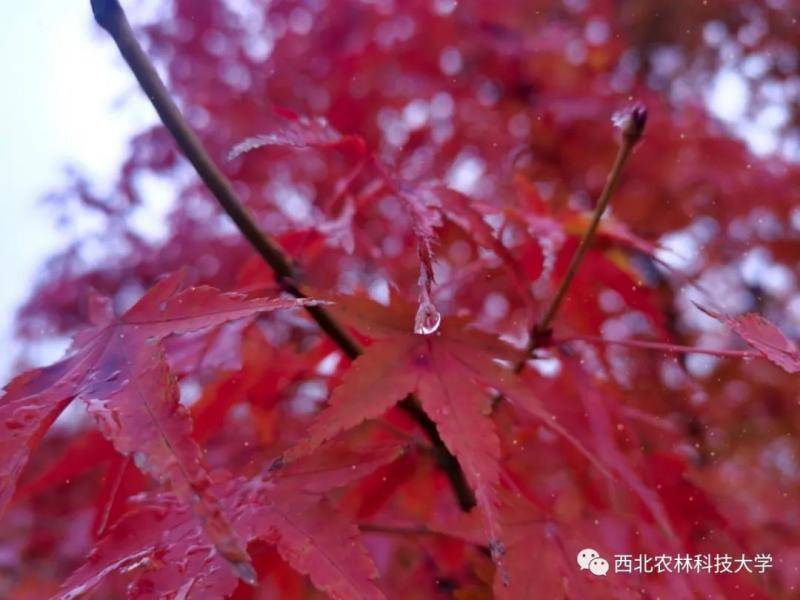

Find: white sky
<box><xmin>0</xmin><ymin>0</ymin><xmax>156</xmax><ymax>382</ymax></box>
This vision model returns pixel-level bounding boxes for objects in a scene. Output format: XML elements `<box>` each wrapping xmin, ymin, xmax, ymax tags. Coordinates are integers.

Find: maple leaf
<box><xmin>287</xmin><ymin>294</ymin><xmax>605</xmax><ymax>577</ymax></box>
<box><xmin>696</xmin><ymin>305</ymin><xmax>800</xmax><ymax>373</ymax></box>
<box><xmin>228</xmin><ymin>108</ymin><xmax>367</xmax><ymax>161</ymax></box>
<box><xmin>0</xmin><ymin>270</ymin><xmax>320</xmax><ymax>582</ymax></box>
<box><xmin>429</xmin><ymin>492</ymin><xmax>636</xmax><ymax>599</ymax></box>
<box><xmin>282</xmin><ymin>297</ymin><xmax>509</xmax><ymax>570</ymax></box>
<box><xmin>374</xmin><ymin>171</ymin><xmax>442</xmax><ymax>301</ymax></box>
<box><xmin>430</xmin><ymin>489</ymin><xmax>743</xmax><ymax>600</ymax></box>
<box><xmin>229</xmin><ymin>111</ymin><xmax>445</xmax><ymax>328</ymax></box>
<box><xmin>57</xmin><ymin>442</ymin><xmax>404</xmax><ymax>599</ymax></box>
<box><xmin>11</xmin><ymin>1</ymin><xmax>800</xmax><ymax>597</ymax></box>
<box><xmin>423</xmin><ymin>183</ymin><xmax>532</xmax><ymax>302</ymax></box>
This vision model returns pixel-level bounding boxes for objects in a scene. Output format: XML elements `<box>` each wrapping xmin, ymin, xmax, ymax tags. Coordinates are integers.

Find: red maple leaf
<box><xmin>697</xmin><ymin>304</ymin><xmax>800</xmax><ymax>373</ymax></box>
<box><xmin>56</xmin><ymin>441</ymin><xmax>404</xmax><ymax>599</ymax></box>
<box><xmin>0</xmin><ymin>270</ymin><xmax>320</xmax><ymax>581</ymax></box>
<box><xmin>286</xmin><ymin>293</ymin><xmax>606</xmax><ymax>576</ymax></box>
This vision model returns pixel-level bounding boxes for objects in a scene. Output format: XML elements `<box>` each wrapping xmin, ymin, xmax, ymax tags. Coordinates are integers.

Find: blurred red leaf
<box><xmin>58</xmin><ymin>442</ymin><xmax>404</xmax><ymax>599</ymax></box>
<box><xmin>697</xmin><ymin>305</ymin><xmax>800</xmax><ymax>373</ymax></box>
<box><xmin>228</xmin><ymin>110</ymin><xmax>367</xmax><ymax>161</ymax></box>
<box><xmin>4</xmin><ymin>0</ymin><xmax>800</xmax><ymax>597</ymax></box>
<box><xmin>1</xmin><ymin>270</ymin><xmax>319</xmax><ymax>582</ymax></box>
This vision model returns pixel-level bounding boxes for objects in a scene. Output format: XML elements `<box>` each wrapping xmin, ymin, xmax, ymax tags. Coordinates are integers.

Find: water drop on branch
<box><xmin>414</xmin><ymin>292</ymin><xmax>441</xmax><ymax>335</ymax></box>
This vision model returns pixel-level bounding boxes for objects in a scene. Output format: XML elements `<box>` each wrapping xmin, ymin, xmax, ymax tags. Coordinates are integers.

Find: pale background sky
<box><xmin>0</xmin><ymin>1</ymin><xmax>156</xmax><ymax>382</ymax></box>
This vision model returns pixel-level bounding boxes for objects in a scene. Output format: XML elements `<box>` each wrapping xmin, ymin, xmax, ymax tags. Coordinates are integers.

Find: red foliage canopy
<box><xmin>3</xmin><ymin>0</ymin><xmax>800</xmax><ymax>598</ymax></box>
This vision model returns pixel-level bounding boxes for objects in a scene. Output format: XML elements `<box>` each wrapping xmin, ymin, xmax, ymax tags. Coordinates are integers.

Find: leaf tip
<box><xmin>231</xmin><ymin>560</ymin><xmax>258</xmax><ymax>586</ymax></box>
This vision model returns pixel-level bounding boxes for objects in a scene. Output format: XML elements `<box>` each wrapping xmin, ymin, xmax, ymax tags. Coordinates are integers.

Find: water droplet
<box><xmin>489</xmin><ymin>538</ymin><xmax>506</xmax><ymax>560</ymax></box>
<box><xmin>414</xmin><ymin>296</ymin><xmax>441</xmax><ymax>335</ymax></box>
<box><xmin>105</xmin><ymin>370</ymin><xmax>121</xmax><ymax>382</ymax></box>
<box><xmin>120</xmin><ymin>554</ymin><xmax>152</xmax><ymax>573</ymax></box>
<box><xmin>133</xmin><ymin>451</ymin><xmax>148</xmax><ymax>470</ymax></box>
<box><xmin>232</xmin><ymin>560</ymin><xmax>258</xmax><ymax>585</ymax></box>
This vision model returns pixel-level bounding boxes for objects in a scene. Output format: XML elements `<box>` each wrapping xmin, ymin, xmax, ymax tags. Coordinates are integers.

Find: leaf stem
<box><xmin>92</xmin><ymin>0</ymin><xmax>475</xmax><ymax>512</ymax></box>
<box><xmin>359</xmin><ymin>523</ymin><xmax>438</xmax><ymax>537</ymax></box>
<box><xmin>520</xmin><ymin>107</ymin><xmax>647</xmax><ymax>367</ymax></box>
<box><xmin>556</xmin><ymin>335</ymin><xmax>758</xmax><ymax>358</ymax></box>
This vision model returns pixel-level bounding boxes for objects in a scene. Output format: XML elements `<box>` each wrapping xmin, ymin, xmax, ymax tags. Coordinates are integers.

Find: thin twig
<box><xmin>91</xmin><ymin>0</ymin><xmax>475</xmax><ymax>511</ymax></box>
<box><xmin>359</xmin><ymin>523</ymin><xmax>440</xmax><ymax>537</ymax></box>
<box><xmin>557</xmin><ymin>335</ymin><xmax>758</xmax><ymax>359</ymax></box>
<box><xmin>519</xmin><ymin>107</ymin><xmax>648</xmax><ymax>370</ymax></box>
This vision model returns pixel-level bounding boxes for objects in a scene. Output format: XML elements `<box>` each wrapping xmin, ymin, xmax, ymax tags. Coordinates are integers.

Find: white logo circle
<box><xmin>576</xmin><ymin>548</ymin><xmax>600</xmax><ymax>570</ymax></box>
<box><xmin>588</xmin><ymin>557</ymin><xmax>609</xmax><ymax>576</ymax></box>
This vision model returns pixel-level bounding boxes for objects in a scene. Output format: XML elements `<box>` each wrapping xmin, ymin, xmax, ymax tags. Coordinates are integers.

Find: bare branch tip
<box><xmin>90</xmin><ymin>0</ymin><xmax>122</xmax><ymax>30</ymax></box>
<box><xmin>613</xmin><ymin>104</ymin><xmax>648</xmax><ymax>145</ymax></box>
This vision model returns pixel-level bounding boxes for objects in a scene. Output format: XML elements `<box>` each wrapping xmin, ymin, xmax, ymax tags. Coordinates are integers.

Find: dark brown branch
<box><xmin>91</xmin><ymin>0</ymin><xmax>475</xmax><ymax>511</ymax></box>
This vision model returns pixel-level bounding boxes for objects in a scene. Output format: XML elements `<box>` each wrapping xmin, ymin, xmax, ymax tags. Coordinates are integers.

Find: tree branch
<box><xmin>518</xmin><ymin>106</ymin><xmax>647</xmax><ymax>370</ymax></box>
<box><xmin>91</xmin><ymin>0</ymin><xmax>475</xmax><ymax>511</ymax></box>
